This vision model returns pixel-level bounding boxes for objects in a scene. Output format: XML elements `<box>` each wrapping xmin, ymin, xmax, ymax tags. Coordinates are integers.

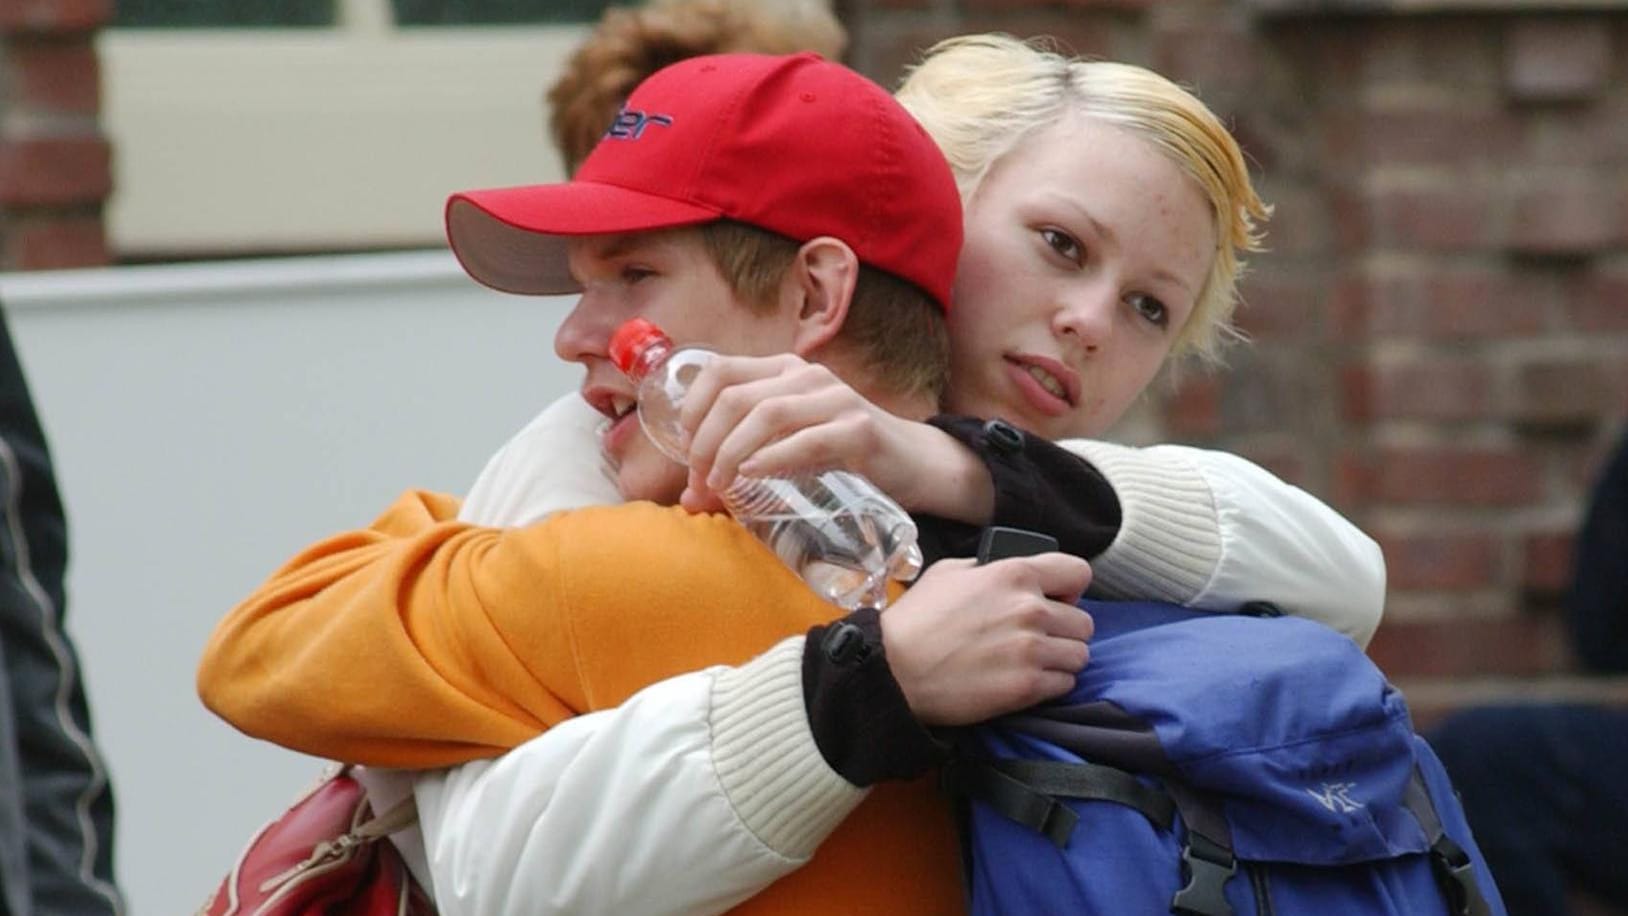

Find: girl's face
<box><xmin>944</xmin><ymin>114</ymin><xmax>1217</xmax><ymax>440</ymax></box>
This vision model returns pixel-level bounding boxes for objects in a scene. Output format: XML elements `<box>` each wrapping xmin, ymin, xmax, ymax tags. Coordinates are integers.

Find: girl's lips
<box><xmin>1004</xmin><ymin>357</ymin><xmax>1073</xmax><ymax>418</ymax></box>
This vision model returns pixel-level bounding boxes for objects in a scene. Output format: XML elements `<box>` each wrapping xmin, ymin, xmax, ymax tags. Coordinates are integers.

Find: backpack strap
<box><xmin>1167</xmin><ymin>783</ymin><xmax>1237</xmax><ymax>916</ymax></box>
<box><xmin>941</xmin><ymin>756</ymin><xmax>1175</xmax><ymax>848</ymax></box>
<box><xmin>1403</xmin><ymin>769</ymin><xmax>1493</xmax><ymax>916</ymax></box>
<box><xmin>943</xmin><ymin>755</ymin><xmax>1239</xmax><ymax>916</ymax></box>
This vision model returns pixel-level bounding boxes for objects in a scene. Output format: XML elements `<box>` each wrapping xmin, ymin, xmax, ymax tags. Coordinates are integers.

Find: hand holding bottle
<box><xmin>611</xmin><ymin>318</ymin><xmax>923</xmax><ymax>610</ymax></box>
<box><xmin>669</xmin><ymin>352</ymin><xmax>998</xmax><ymax>526</ymax></box>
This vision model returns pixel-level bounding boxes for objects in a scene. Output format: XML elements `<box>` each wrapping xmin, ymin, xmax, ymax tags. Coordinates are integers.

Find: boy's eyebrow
<box><xmin>586</xmin><ymin>233</ymin><xmax>654</xmax><ymax>261</ymax></box>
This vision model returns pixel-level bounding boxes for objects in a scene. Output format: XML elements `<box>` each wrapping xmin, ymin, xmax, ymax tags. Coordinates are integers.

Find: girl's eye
<box><xmin>621</xmin><ymin>266</ymin><xmax>654</xmax><ymax>284</ymax></box>
<box><xmin>1039</xmin><ymin>228</ymin><xmax>1083</xmax><ymax>265</ymax></box>
<box><xmin>1129</xmin><ymin>293</ymin><xmax>1169</xmax><ymax>329</ymax></box>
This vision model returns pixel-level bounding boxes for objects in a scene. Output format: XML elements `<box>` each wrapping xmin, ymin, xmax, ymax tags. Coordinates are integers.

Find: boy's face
<box><xmin>554</xmin><ymin>227</ymin><xmax>801</xmax><ymax>505</ymax></box>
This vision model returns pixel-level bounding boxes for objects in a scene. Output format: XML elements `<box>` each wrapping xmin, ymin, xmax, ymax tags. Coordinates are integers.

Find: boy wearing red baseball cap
<box><xmin>441</xmin><ymin>50</ymin><xmax>962</xmax><ymax>508</ymax></box>
<box><xmin>202</xmin><ymin>52</ymin><xmax>1093</xmax><ymax>913</ymax></box>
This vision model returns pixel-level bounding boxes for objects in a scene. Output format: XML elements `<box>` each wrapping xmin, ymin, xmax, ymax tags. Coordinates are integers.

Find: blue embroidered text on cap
<box><xmin>606</xmin><ymin>107</ymin><xmax>675</xmax><ymax>141</ymax></box>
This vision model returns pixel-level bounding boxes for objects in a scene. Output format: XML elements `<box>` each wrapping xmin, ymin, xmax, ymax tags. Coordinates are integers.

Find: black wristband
<box><xmin>801</xmin><ymin>608</ymin><xmax>949</xmax><ymax>786</ymax></box>
<box><xmin>925</xmin><ymin>414</ymin><xmax>1121</xmax><ymax>560</ymax></box>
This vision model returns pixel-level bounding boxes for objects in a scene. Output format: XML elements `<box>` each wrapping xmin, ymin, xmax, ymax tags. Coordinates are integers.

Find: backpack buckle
<box><xmin>1172</xmin><ymin>832</ymin><xmax>1235</xmax><ymax>916</ymax></box>
<box><xmin>1430</xmin><ymin>836</ymin><xmax>1491</xmax><ymax>916</ymax></box>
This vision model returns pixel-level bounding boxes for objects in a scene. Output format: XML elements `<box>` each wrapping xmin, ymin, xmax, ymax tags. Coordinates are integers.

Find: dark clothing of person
<box><xmin>0</xmin><ymin>306</ymin><xmax>122</xmax><ymax>915</ymax></box>
<box><xmin>1431</xmin><ymin>705</ymin><xmax>1628</xmax><ymax>915</ymax></box>
<box><xmin>1429</xmin><ymin>429</ymin><xmax>1628</xmax><ymax>916</ymax></box>
<box><xmin>1571</xmin><ymin>434</ymin><xmax>1628</xmax><ymax>675</ymax></box>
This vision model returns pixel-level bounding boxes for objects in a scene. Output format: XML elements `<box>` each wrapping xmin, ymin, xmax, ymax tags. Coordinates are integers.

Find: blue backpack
<box><xmin>943</xmin><ymin>600</ymin><xmax>1505</xmax><ymax>915</ymax></box>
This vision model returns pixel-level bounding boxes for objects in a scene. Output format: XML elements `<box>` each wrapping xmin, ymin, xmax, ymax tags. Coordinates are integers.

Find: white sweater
<box><xmin>387</xmin><ymin>393</ymin><xmax>1385</xmax><ymax>915</ymax></box>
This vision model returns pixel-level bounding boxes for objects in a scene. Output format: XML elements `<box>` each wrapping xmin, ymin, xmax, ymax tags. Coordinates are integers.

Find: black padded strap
<box><xmin>990</xmin><ymin>758</ymin><xmax>1176</xmax><ymax>830</ymax></box>
<box><xmin>941</xmin><ymin>756</ymin><xmax>1175</xmax><ymax>848</ymax></box>
<box><xmin>1167</xmin><ymin>784</ymin><xmax>1236</xmax><ymax>916</ymax></box>
<box><xmin>1404</xmin><ymin>769</ymin><xmax>1493</xmax><ymax>916</ymax></box>
<box><xmin>941</xmin><ymin>757</ymin><xmax>1079</xmax><ymax>848</ymax></box>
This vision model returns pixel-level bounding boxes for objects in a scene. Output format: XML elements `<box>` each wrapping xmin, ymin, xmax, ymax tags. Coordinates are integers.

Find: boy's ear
<box><xmin>784</xmin><ymin>237</ymin><xmax>859</xmax><ymax>356</ymax></box>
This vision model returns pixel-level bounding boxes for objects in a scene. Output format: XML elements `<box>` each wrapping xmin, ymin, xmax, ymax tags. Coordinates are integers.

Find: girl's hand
<box><xmin>881</xmin><ymin>554</ymin><xmax>1095</xmax><ymax>726</ymax></box>
<box><xmin>675</xmin><ymin>354</ymin><xmax>982</xmax><ymax>516</ymax></box>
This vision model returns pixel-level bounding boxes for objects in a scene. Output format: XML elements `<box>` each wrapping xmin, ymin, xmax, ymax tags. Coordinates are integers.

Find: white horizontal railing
<box><xmin>2</xmin><ymin>252</ymin><xmax>579</xmax><ymax>914</ymax></box>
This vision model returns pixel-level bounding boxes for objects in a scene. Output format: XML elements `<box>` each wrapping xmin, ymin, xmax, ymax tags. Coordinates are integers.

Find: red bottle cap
<box><xmin>609</xmin><ymin>318</ymin><xmax>671</xmax><ymax>376</ymax></box>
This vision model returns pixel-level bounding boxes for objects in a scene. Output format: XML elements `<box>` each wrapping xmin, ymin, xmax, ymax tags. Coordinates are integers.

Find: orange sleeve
<box><xmin>197</xmin><ymin>492</ymin><xmax>843</xmax><ymax>768</ymax></box>
<box><xmin>196</xmin><ymin>490</ymin><xmax>583</xmax><ymax>768</ymax></box>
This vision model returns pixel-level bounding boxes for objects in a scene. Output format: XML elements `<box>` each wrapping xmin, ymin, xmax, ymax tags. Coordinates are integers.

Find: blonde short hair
<box><xmin>896</xmin><ymin>34</ymin><xmax>1270</xmax><ymax>364</ymax></box>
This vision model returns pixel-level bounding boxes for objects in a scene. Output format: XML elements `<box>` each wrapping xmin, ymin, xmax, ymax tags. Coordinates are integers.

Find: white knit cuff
<box><xmin>709</xmin><ymin>636</ymin><xmax>866</xmax><ymax>860</ymax></box>
<box><xmin>1063</xmin><ymin>440</ymin><xmax>1224</xmax><ymax>605</ymax></box>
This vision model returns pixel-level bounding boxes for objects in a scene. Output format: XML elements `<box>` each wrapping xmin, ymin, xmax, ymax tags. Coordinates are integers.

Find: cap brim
<box><xmin>446</xmin><ymin>184</ymin><xmax>722</xmax><ymax>296</ymax></box>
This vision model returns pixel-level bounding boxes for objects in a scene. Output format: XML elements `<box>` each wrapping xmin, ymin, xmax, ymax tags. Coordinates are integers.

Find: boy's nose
<box><xmin>554</xmin><ymin>295</ymin><xmax>614</xmax><ymax>364</ymax></box>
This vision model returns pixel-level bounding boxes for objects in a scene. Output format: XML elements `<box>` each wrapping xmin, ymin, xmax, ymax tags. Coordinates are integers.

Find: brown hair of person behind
<box><xmin>698</xmin><ymin>220</ymin><xmax>949</xmax><ymax>405</ymax></box>
<box><xmin>547</xmin><ymin>0</ymin><xmax>848</xmax><ymax>174</ymax></box>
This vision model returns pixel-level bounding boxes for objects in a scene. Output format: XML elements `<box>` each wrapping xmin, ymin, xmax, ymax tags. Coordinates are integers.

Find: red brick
<box><xmin>1514</xmin><ymin>357</ymin><xmax>1617</xmax><ymax>426</ymax></box>
<box><xmin>1151</xmin><ymin>27</ymin><xmax>1257</xmax><ymax>96</ymax></box>
<box><xmin>957</xmin><ymin>13</ymin><xmax>1133</xmax><ymax>61</ymax></box>
<box><xmin>1338</xmin><ymin>446</ymin><xmax>1545</xmax><ymax>507</ymax></box>
<box><xmin>1574</xmin><ymin>268</ymin><xmax>1628</xmax><ymax>332</ymax></box>
<box><xmin>1</xmin><ymin>214</ymin><xmax>107</xmax><ymax>269</ymax></box>
<box><xmin>1504</xmin><ymin>18</ymin><xmax>1613</xmax><ymax>103</ymax></box>
<box><xmin>1367</xmin><ymin>615</ymin><xmax>1567</xmax><ymax>680</ymax></box>
<box><xmin>1340</xmin><ymin>359</ymin><xmax>1496</xmax><ymax>423</ymax></box>
<box><xmin>1363</xmin><ymin>184</ymin><xmax>1503</xmax><ymax>252</ymax></box>
<box><xmin>1344</xmin><ymin>19</ymin><xmax>1500</xmax><ymax>95</ymax></box>
<box><xmin>1234</xmin><ymin>269</ymin><xmax>1322</xmax><ymax>340</ymax></box>
<box><xmin>0</xmin><ymin>135</ymin><xmax>110</xmax><ymax>207</ymax></box>
<box><xmin>1254</xmin><ymin>183</ymin><xmax>1331</xmax><ymax>258</ymax></box>
<box><xmin>1509</xmin><ymin>178</ymin><xmax>1620</xmax><ymax>257</ymax></box>
<box><xmin>858</xmin><ymin>25</ymin><xmax>965</xmax><ymax>88</ymax></box>
<box><xmin>1522</xmin><ymin>530</ymin><xmax>1575</xmax><ymax>597</ymax></box>
<box><xmin>1163</xmin><ymin>373</ymin><xmax>1222</xmax><ymax>439</ymax></box>
<box><xmin>0</xmin><ymin>0</ymin><xmax>110</xmax><ymax>34</ymax></box>
<box><xmin>1376</xmin><ymin>530</ymin><xmax>1501</xmax><ymax>591</ymax></box>
<box><xmin>1333</xmin><ymin>266</ymin><xmax>1550</xmax><ymax>341</ymax></box>
<box><xmin>1327</xmin><ymin>184</ymin><xmax>1374</xmax><ymax>253</ymax></box>
<box><xmin>1515</xmin><ymin>106</ymin><xmax>1622</xmax><ymax>170</ymax></box>
<box><xmin>1227</xmin><ymin>109</ymin><xmax>1293</xmax><ymax>175</ymax></box>
<box><xmin>1322</xmin><ymin>109</ymin><xmax>1515</xmax><ymax>172</ymax></box>
<box><xmin>1328</xmin><ymin>269</ymin><xmax>1371</xmax><ymax>338</ymax></box>
<box><xmin>2</xmin><ymin>37</ymin><xmax>100</xmax><ymax>116</ymax></box>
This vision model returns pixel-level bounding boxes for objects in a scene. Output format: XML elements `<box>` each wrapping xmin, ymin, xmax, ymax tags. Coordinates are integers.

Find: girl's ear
<box><xmin>783</xmin><ymin>236</ymin><xmax>859</xmax><ymax>356</ymax></box>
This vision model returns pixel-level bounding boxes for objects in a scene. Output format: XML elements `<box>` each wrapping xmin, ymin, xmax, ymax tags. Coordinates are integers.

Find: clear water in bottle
<box><xmin>610</xmin><ymin>318</ymin><xmax>922</xmax><ymax>609</ymax></box>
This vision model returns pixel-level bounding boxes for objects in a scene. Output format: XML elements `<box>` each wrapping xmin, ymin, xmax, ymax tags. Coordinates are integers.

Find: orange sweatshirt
<box><xmin>198</xmin><ymin>490</ymin><xmax>964</xmax><ymax>914</ymax></box>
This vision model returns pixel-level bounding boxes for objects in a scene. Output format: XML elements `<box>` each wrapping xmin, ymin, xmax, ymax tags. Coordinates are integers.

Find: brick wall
<box><xmin>0</xmin><ymin>0</ymin><xmax>112</xmax><ymax>269</ymax></box>
<box><xmin>843</xmin><ymin>0</ymin><xmax>1628</xmax><ymax>721</ymax></box>
<box><xmin>13</xmin><ymin>0</ymin><xmax>1627</xmax><ymax>714</ymax></box>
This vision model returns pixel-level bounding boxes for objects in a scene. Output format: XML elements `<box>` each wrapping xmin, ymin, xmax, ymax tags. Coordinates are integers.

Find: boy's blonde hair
<box><xmin>698</xmin><ymin>220</ymin><xmax>949</xmax><ymax>404</ymax></box>
<box><xmin>896</xmin><ymin>34</ymin><xmax>1270</xmax><ymax>364</ymax></box>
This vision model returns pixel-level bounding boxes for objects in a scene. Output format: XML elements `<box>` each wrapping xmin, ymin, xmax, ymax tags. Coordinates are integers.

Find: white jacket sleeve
<box><xmin>1063</xmin><ymin>439</ymin><xmax>1386</xmax><ymax>648</ymax></box>
<box><xmin>416</xmin><ymin>639</ymin><xmax>864</xmax><ymax>916</ymax></box>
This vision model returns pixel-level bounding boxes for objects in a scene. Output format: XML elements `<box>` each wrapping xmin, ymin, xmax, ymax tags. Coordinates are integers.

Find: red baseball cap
<box><xmin>445</xmin><ymin>52</ymin><xmax>962</xmax><ymax>310</ymax></box>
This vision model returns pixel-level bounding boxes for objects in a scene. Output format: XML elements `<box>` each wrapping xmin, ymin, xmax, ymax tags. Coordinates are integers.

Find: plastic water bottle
<box><xmin>609</xmin><ymin>318</ymin><xmax>923</xmax><ymax>610</ymax></box>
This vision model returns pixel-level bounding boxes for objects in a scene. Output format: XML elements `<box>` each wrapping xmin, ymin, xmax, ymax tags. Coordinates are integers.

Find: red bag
<box><xmin>200</xmin><ymin>765</ymin><xmax>435</xmax><ymax>915</ymax></box>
